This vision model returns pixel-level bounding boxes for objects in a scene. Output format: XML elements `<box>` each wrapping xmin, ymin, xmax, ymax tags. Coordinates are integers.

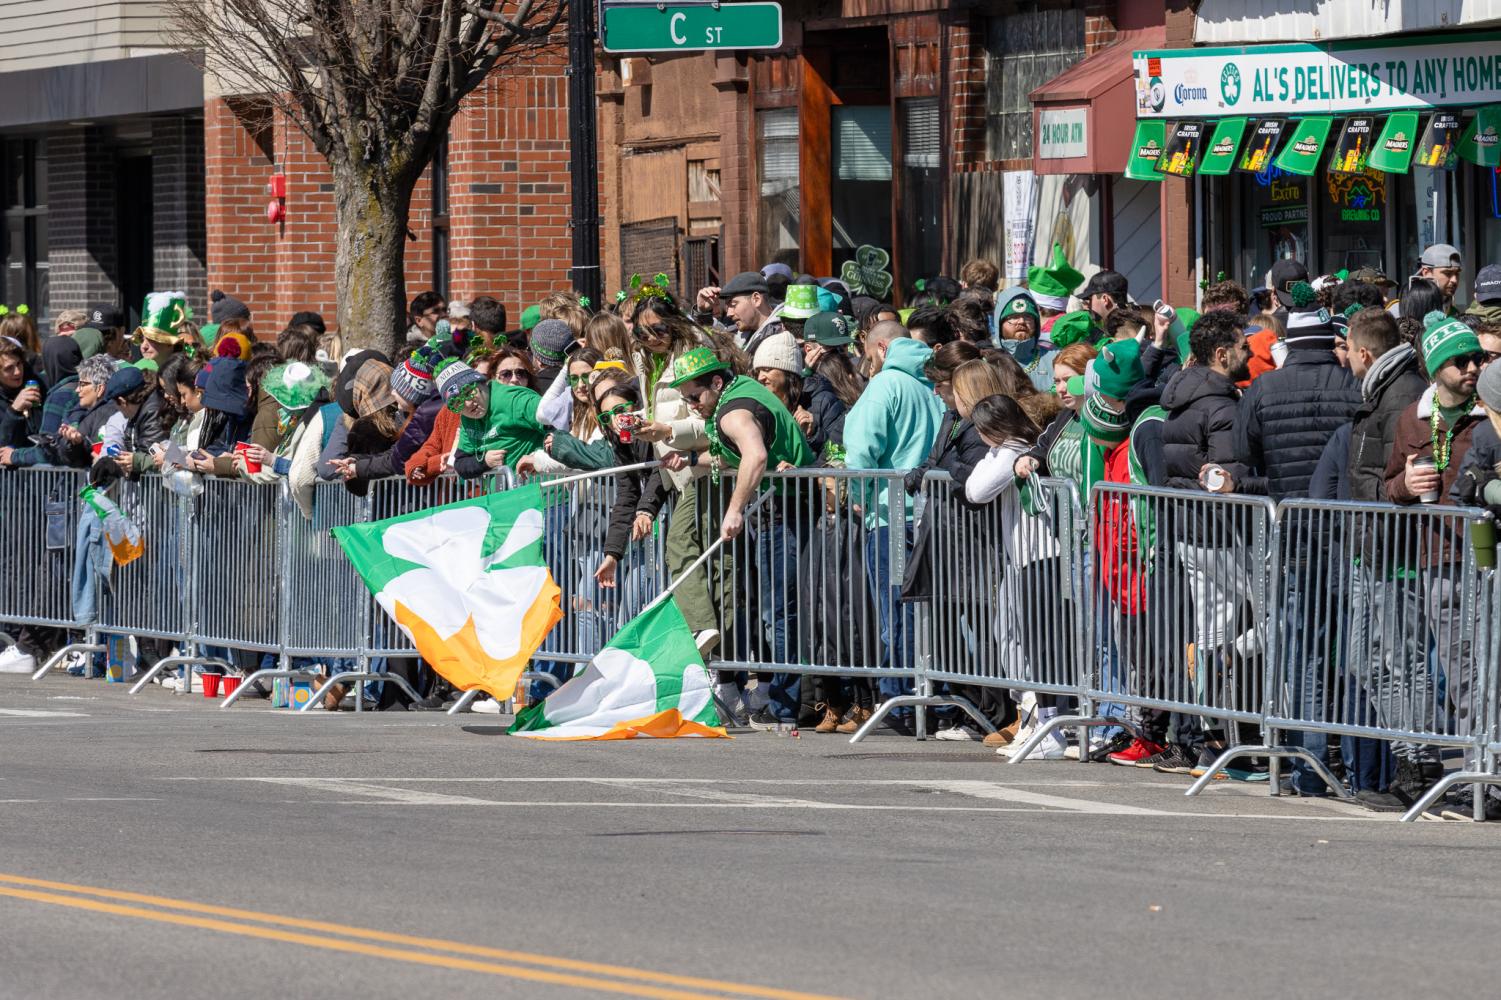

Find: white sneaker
<box><xmin>0</xmin><ymin>646</ymin><xmax>35</xmax><ymax>674</ymax></box>
<box><xmin>471</xmin><ymin>697</ymin><xmax>501</xmax><ymax>714</ymax></box>
<box><xmin>934</xmin><ymin>723</ymin><xmax>980</xmax><ymax>741</ymax></box>
<box><xmin>693</xmin><ymin>629</ymin><xmax>721</xmax><ymax>657</ymax></box>
<box><xmin>1003</xmin><ymin>728</ymin><xmax>1067</xmax><ymax>761</ymax></box>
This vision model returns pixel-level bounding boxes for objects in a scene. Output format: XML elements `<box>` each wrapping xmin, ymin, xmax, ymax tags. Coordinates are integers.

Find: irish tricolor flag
<box><xmin>510</xmin><ymin>598</ymin><xmax>727</xmax><ymax>740</ymax></box>
<box><xmin>332</xmin><ymin>484</ymin><xmax>562</xmax><ymax>702</ymax></box>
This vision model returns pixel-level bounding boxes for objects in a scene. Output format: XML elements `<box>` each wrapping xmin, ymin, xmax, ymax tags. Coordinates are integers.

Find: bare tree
<box><xmin>168</xmin><ymin>0</ymin><xmax>565</xmax><ymax>350</ymax></box>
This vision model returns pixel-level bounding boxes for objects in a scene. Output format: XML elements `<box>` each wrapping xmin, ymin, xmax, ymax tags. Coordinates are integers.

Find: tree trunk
<box><xmin>333</xmin><ymin>165</ymin><xmax>416</xmax><ymax>355</ymax></box>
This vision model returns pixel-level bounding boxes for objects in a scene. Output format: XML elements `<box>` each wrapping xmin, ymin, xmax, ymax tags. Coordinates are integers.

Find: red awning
<box><xmin>1028</xmin><ymin>26</ymin><xmax>1165</xmax><ymax>176</ymax></box>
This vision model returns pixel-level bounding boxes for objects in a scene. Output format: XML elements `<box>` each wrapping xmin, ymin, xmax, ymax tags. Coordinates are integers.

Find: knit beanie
<box><xmin>1421</xmin><ymin>310</ymin><xmax>1483</xmax><ymax>375</ymax></box>
<box><xmin>209</xmin><ymin>289</ymin><xmax>251</xmax><ymax>326</ymax></box>
<box><xmin>1027</xmin><ymin>244</ymin><xmax>1085</xmax><ymax>311</ymax></box>
<box><xmin>751</xmin><ymin>332</ymin><xmax>803</xmax><ymax>376</ymax></box>
<box><xmin>1090</xmin><ymin>338</ymin><xmax>1146</xmax><ymax>400</ymax></box>
<box><xmin>433</xmin><ymin>357</ymin><xmax>486</xmax><ymax>405</ymax></box>
<box><xmin>1081</xmin><ymin>394</ymin><xmax>1132</xmax><ymax>447</ymax></box>
<box><xmin>1283</xmin><ymin>282</ymin><xmax>1337</xmax><ymax>351</ymax></box>
<box><xmin>390</xmin><ymin>346</ymin><xmax>437</xmax><ymax>405</ymax></box>
<box><xmin>529</xmin><ymin>319</ymin><xmax>575</xmax><ymax>365</ymax></box>
<box><xmin>214</xmin><ymin>331</ymin><xmax>253</xmax><ymax>361</ymax></box>
<box><xmin>1478</xmin><ymin>356</ymin><xmax>1501</xmax><ymax>411</ymax></box>
<box><xmin>993</xmin><ymin>287</ymin><xmax>1040</xmax><ymax>336</ymax></box>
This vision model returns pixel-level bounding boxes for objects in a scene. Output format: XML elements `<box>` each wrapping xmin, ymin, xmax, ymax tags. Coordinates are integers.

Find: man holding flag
<box><xmin>669</xmin><ymin>346</ymin><xmax>815</xmax><ymax>728</ymax></box>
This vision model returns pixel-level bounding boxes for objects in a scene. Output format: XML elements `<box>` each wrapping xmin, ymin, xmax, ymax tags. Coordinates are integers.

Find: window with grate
<box><xmin>757</xmin><ymin>108</ymin><xmax>800</xmax><ymax>268</ymax></box>
<box><xmin>432</xmin><ymin>136</ymin><xmax>450</xmax><ymax>298</ymax></box>
<box><xmin>984</xmin><ymin>8</ymin><xmax>1085</xmax><ymax>161</ymax></box>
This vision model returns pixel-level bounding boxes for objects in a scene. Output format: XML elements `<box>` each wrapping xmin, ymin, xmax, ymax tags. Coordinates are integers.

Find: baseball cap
<box><xmin>720</xmin><ymin>271</ymin><xmax>771</xmax><ymax>299</ymax></box>
<box><xmin>1474</xmin><ymin>264</ymin><xmax>1501</xmax><ymax>304</ymax></box>
<box><xmin>1419</xmin><ymin>243</ymin><xmax>1462</xmax><ymax>269</ymax></box>
<box><xmin>1269</xmin><ymin>259</ymin><xmax>1311</xmax><ymax>308</ymax></box>
<box><xmin>83</xmin><ymin>304</ymin><xmax>125</xmax><ymax>331</ymax></box>
<box><xmin>1347</xmin><ymin>266</ymin><xmax>1396</xmax><ymax>288</ymax></box>
<box><xmin>802</xmin><ymin>311</ymin><xmax>854</xmax><ymax>347</ymax></box>
<box><xmin>760</xmin><ymin>263</ymin><xmax>794</xmax><ymax>282</ymax></box>
<box><xmin>1076</xmin><ymin>270</ymin><xmax>1129</xmax><ymax>301</ymax></box>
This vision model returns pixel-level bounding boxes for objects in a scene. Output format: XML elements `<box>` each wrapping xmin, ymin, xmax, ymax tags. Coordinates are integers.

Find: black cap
<box><xmin>1474</xmin><ymin>264</ymin><xmax>1501</xmax><ymax>304</ymax></box>
<box><xmin>1076</xmin><ymin>270</ymin><xmax>1129</xmax><ymax>301</ymax></box>
<box><xmin>1269</xmin><ymin>259</ymin><xmax>1311</xmax><ymax>308</ymax></box>
<box><xmin>720</xmin><ymin>271</ymin><xmax>771</xmax><ymax>299</ymax></box>
<box><xmin>84</xmin><ymin>304</ymin><xmax>125</xmax><ymax>331</ymax></box>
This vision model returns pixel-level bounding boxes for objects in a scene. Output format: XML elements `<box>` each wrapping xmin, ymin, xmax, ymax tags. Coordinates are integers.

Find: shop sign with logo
<box><xmin>1237</xmin><ymin>118</ymin><xmax>1286</xmax><ymax>173</ymax></box>
<box><xmin>1039</xmin><ymin>109</ymin><xmax>1088</xmax><ymax>159</ymax></box>
<box><xmin>1155</xmin><ymin>120</ymin><xmax>1205</xmax><ymax>176</ymax></box>
<box><xmin>1133</xmin><ymin>32</ymin><xmax>1501</xmax><ymax>118</ymax></box>
<box><xmin>1329</xmin><ymin>117</ymin><xmax>1377</xmax><ymax>174</ymax></box>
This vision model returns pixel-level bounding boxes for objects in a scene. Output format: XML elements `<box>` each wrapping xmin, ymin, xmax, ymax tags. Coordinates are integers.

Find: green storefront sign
<box><xmin>1274</xmin><ymin>116</ymin><xmax>1333</xmax><ymax>175</ymax></box>
<box><xmin>602</xmin><ymin>3</ymin><xmax>783</xmax><ymax>53</ymax></box>
<box><xmin>1199</xmin><ymin>117</ymin><xmax>1247</xmax><ymax>175</ymax></box>
<box><xmin>1124</xmin><ymin>120</ymin><xmax>1167</xmax><ymax>181</ymax></box>
<box><xmin>1367</xmin><ymin>111</ymin><xmax>1420</xmax><ymax>173</ymax></box>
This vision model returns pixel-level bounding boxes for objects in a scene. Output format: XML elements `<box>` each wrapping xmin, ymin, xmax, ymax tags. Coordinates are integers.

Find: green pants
<box><xmin>665</xmin><ymin>478</ymin><xmax>733</xmax><ymax>639</ymax></box>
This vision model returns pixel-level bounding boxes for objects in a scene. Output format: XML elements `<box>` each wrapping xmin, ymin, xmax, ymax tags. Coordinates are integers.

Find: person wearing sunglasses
<box><xmin>436</xmin><ymin>355</ymin><xmax>546</xmax><ymax>478</ymax></box>
<box><xmin>517</xmin><ymin>348</ymin><xmax>614</xmax><ymax>477</ymax></box>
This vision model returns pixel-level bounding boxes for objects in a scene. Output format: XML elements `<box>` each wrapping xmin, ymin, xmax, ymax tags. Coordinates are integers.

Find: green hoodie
<box><xmin>844</xmin><ymin>337</ymin><xmax>945</xmax><ymax>523</ymax></box>
<box><xmin>456</xmin><ymin>382</ymin><xmax>546</xmax><ymax>471</ymax></box>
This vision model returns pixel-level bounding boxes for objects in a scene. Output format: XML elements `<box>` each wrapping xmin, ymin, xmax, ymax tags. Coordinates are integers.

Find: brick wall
<box><xmin>151</xmin><ymin>115</ymin><xmax>207</xmax><ymax>319</ymax></box>
<box><xmin>47</xmin><ymin>127</ymin><xmax>120</xmax><ymax>312</ymax></box>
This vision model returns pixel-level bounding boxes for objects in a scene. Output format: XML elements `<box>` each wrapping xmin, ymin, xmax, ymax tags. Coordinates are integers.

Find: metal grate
<box><xmin>681</xmin><ymin>234</ymin><xmax>720</xmax><ymax>297</ymax></box>
<box><xmin>620</xmin><ymin>216</ymin><xmax>679</xmax><ymax>294</ymax></box>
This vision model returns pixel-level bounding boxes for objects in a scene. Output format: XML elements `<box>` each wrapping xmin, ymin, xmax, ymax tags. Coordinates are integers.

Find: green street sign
<box><xmin>602</xmin><ymin>3</ymin><xmax>783</xmax><ymax>53</ymax></box>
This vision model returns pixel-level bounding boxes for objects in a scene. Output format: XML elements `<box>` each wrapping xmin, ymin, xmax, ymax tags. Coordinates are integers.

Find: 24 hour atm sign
<box><xmin>1134</xmin><ymin>32</ymin><xmax>1501</xmax><ymax>118</ymax></box>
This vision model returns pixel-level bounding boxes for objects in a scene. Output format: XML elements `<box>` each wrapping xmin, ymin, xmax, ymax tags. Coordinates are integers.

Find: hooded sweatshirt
<box><xmin>454</xmin><ymin>381</ymin><xmax>547</xmax><ymax>477</ymax></box>
<box><xmin>844</xmin><ymin>336</ymin><xmax>945</xmax><ymax>523</ymax></box>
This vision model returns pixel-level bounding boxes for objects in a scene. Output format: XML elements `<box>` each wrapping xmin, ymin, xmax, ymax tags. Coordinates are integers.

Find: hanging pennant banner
<box><xmin>1124</xmin><ymin>120</ymin><xmax>1167</xmax><ymax>181</ymax></box>
<box><xmin>1458</xmin><ymin>106</ymin><xmax>1501</xmax><ymax>167</ymax></box>
<box><xmin>1329</xmin><ymin>116</ymin><xmax>1378</xmax><ymax>174</ymax></box>
<box><xmin>1155</xmin><ymin>120</ymin><xmax>1206</xmax><ymax>177</ymax></box>
<box><xmin>1421</xmin><ymin>111</ymin><xmax>1465</xmax><ymax>168</ymax></box>
<box><xmin>1199</xmin><ymin>117</ymin><xmax>1247</xmax><ymax>175</ymax></box>
<box><xmin>1274</xmin><ymin>117</ymin><xmax>1333</xmax><ymax>176</ymax></box>
<box><xmin>1237</xmin><ymin>118</ymin><xmax>1286</xmax><ymax>173</ymax></box>
<box><xmin>1368</xmin><ymin>111</ymin><xmax>1420</xmax><ymax>173</ymax></box>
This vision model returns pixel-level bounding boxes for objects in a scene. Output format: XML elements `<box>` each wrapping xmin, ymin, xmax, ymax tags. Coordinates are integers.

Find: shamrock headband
<box><xmin>623</xmin><ymin>272</ymin><xmax>673</xmax><ymax>308</ymax></box>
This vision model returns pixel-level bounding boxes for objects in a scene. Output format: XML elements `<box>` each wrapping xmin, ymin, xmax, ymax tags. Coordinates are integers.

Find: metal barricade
<box><xmin>922</xmin><ymin>473</ymin><xmax>1086</xmax><ymax>738</ymax></box>
<box><xmin>1258</xmin><ymin>500</ymin><xmax>1498</xmax><ymax>817</ymax></box>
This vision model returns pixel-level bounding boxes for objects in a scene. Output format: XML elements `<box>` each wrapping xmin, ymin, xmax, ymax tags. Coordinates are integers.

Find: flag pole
<box><xmin>532</xmin><ymin>461</ymin><xmax>660</xmax><ymax>492</ymax></box>
<box><xmin>642</xmin><ymin>490</ymin><xmax>773</xmax><ymax>615</ymax></box>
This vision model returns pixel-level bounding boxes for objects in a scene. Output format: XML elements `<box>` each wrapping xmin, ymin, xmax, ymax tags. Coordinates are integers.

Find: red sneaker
<box><xmin>1107</xmin><ymin>738</ymin><xmax>1165</xmax><ymax>766</ymax></box>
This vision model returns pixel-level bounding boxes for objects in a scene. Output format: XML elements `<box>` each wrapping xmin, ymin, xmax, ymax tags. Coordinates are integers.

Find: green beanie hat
<box><xmin>520</xmin><ymin>305</ymin><xmax>542</xmax><ymax>332</ymax></box>
<box><xmin>1421</xmin><ymin>310</ymin><xmax>1482</xmax><ymax>375</ymax></box>
<box><xmin>1174</xmin><ymin>308</ymin><xmax>1200</xmax><ymax>360</ymax></box>
<box><xmin>1047</xmin><ymin>309</ymin><xmax>1099</xmax><ymax>349</ymax></box>
<box><xmin>1091</xmin><ymin>338</ymin><xmax>1146</xmax><ymax>400</ymax></box>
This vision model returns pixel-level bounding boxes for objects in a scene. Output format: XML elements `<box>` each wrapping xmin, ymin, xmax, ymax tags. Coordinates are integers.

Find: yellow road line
<box><xmin>0</xmin><ymin>873</ymin><xmax>847</xmax><ymax>1000</ymax></box>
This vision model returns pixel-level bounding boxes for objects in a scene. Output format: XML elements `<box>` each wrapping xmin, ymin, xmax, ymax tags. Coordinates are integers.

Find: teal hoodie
<box><xmin>844</xmin><ymin>337</ymin><xmax>945</xmax><ymax>523</ymax></box>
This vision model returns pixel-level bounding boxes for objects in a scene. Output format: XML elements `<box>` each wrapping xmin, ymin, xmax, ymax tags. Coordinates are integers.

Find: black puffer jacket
<box><xmin>802</xmin><ymin>373</ymin><xmax>849</xmax><ymax>457</ymax></box>
<box><xmin>1159</xmin><ymin>365</ymin><xmax>1265</xmax><ymax>494</ymax></box>
<box><xmin>1235</xmin><ymin>350</ymin><xmax>1361</xmax><ymax>500</ymax></box>
<box><xmin>604</xmin><ymin>438</ymin><xmax>667</xmax><ymax>561</ymax></box>
<box><xmin>904</xmin><ymin>410</ymin><xmax>990</xmax><ymax>500</ymax></box>
<box><xmin>1346</xmin><ymin>345</ymin><xmax>1427</xmax><ymax>502</ymax></box>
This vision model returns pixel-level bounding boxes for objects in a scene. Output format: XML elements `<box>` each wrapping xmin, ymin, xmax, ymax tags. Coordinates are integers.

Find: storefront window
<box><xmin>2</xmin><ymin>138</ymin><xmax>47</xmax><ymax>312</ymax></box>
<box><xmin>898</xmin><ymin>98</ymin><xmax>941</xmax><ymax>283</ymax></box>
<box><xmin>831</xmin><ymin>105</ymin><xmax>892</xmax><ymax>269</ymax></box>
<box><xmin>1320</xmin><ymin>167</ymin><xmax>1388</xmax><ymax>275</ymax></box>
<box><xmin>1237</xmin><ymin>163</ymin><xmax>1309</xmax><ymax>288</ymax></box>
<box><xmin>1478</xmin><ymin>166</ymin><xmax>1501</xmax><ymax>278</ymax></box>
<box><xmin>1396</xmin><ymin>165</ymin><xmax>1462</xmax><ymax>279</ymax></box>
<box><xmin>756</xmin><ymin>108</ymin><xmax>800</xmax><ymax>270</ymax></box>
<box><xmin>984</xmin><ymin>9</ymin><xmax>1084</xmax><ymax>161</ymax></box>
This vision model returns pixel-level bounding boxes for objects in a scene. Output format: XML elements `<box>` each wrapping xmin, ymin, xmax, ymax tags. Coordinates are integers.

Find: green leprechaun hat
<box><xmin>669</xmin><ymin>346</ymin><xmax>733</xmax><ymax>388</ymax></box>
<box><xmin>780</xmin><ymin>283</ymin><xmax>821</xmax><ymax>320</ymax></box>
<box><xmin>137</xmin><ymin>291</ymin><xmax>191</xmax><ymax>345</ymax></box>
<box><xmin>1027</xmin><ymin>245</ymin><xmax>1085</xmax><ymax>312</ymax></box>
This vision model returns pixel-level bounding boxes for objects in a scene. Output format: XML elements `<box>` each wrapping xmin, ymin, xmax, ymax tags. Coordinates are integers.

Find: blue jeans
<box><xmin>753</xmin><ymin>511</ymin><xmax>800</xmax><ymax>721</ymax></box>
<box><xmin>864</xmin><ymin>524</ymin><xmax>913</xmax><ymax>721</ymax></box>
<box><xmin>1284</xmin><ymin>569</ymin><xmax>1331</xmax><ymax>793</ymax></box>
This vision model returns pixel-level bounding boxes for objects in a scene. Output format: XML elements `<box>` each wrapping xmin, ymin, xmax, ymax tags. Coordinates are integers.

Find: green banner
<box><xmin>1274</xmin><ymin>116</ymin><xmax>1333</xmax><ymax>176</ymax></box>
<box><xmin>1457</xmin><ymin>106</ymin><xmax>1501</xmax><ymax>167</ymax></box>
<box><xmin>1367</xmin><ymin>111</ymin><xmax>1420</xmax><ymax>173</ymax></box>
<box><xmin>1199</xmin><ymin>117</ymin><xmax>1247</xmax><ymax>175</ymax></box>
<box><xmin>1124</xmin><ymin>120</ymin><xmax>1167</xmax><ymax>181</ymax></box>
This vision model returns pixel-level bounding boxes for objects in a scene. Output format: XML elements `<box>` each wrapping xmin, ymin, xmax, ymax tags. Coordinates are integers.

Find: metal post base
<box><xmin>1183</xmin><ymin>744</ymin><xmax>1352</xmax><ymax>799</ymax></box>
<box><xmin>846</xmin><ymin>695</ymin><xmax>994</xmax><ymax>744</ymax></box>
<box><xmin>1004</xmin><ymin>714</ymin><xmax>1144</xmax><ymax>764</ymax></box>
<box><xmin>448</xmin><ymin>671</ymin><xmax>564</xmax><ymax>715</ymax></box>
<box><xmin>1400</xmin><ymin>771</ymin><xmax>1501</xmax><ymax>823</ymax></box>
<box><xmin>127</xmin><ymin>655</ymin><xmax>234</xmax><ymax>696</ymax></box>
<box><xmin>301</xmin><ymin>671</ymin><xmax>425</xmax><ymax>713</ymax></box>
<box><xmin>220</xmin><ymin>668</ymin><xmax>322</xmax><ymax>709</ymax></box>
<box><xmin>31</xmin><ymin>643</ymin><xmax>106</xmax><ymax>681</ymax></box>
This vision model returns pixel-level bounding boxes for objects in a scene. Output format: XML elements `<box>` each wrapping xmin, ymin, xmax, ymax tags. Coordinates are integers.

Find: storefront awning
<box><xmin>1029</xmin><ymin>26</ymin><xmax>1165</xmax><ymax>176</ymax></box>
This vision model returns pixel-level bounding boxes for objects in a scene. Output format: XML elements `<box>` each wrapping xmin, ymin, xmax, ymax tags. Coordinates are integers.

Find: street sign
<box><xmin>601</xmin><ymin>3</ymin><xmax>782</xmax><ymax>54</ymax></box>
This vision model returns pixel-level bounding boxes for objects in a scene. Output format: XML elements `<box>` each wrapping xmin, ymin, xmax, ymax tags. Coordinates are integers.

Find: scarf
<box><xmin>1360</xmin><ymin>342</ymin><xmax>1416</xmax><ymax>402</ymax></box>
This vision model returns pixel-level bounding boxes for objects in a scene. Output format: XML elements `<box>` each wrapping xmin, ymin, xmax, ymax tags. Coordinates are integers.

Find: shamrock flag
<box><xmin>80</xmin><ymin>485</ymin><xmax>143</xmax><ymax>566</ymax></box>
<box><xmin>332</xmin><ymin>483</ymin><xmax>562</xmax><ymax>701</ymax></box>
<box><xmin>510</xmin><ymin>598</ymin><xmax>727</xmax><ymax>741</ymax></box>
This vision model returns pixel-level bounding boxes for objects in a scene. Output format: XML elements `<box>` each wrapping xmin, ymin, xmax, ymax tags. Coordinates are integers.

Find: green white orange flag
<box><xmin>80</xmin><ymin>485</ymin><xmax>143</xmax><ymax>566</ymax></box>
<box><xmin>331</xmin><ymin>483</ymin><xmax>562</xmax><ymax>701</ymax></box>
<box><xmin>509</xmin><ymin>598</ymin><xmax>727</xmax><ymax>741</ymax></box>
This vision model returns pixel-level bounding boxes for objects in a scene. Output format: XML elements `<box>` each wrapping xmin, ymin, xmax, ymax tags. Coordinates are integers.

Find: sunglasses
<box><xmin>681</xmin><ymin>387</ymin><xmax>713</xmax><ymax>405</ymax></box>
<box><xmin>568</xmin><ymin>373</ymin><xmax>591</xmax><ymax>387</ymax></box>
<box><xmin>495</xmin><ymin>368</ymin><xmax>529</xmax><ymax>382</ymax></box>
<box><xmin>636</xmin><ymin>322</ymin><xmax>670</xmax><ymax>340</ymax></box>
<box><xmin>595</xmin><ymin>402</ymin><xmax>634</xmax><ymax>425</ymax></box>
<box><xmin>1451</xmin><ymin>352</ymin><xmax>1487</xmax><ymax>371</ymax></box>
<box><xmin>445</xmin><ymin>382</ymin><xmax>482</xmax><ymax>413</ymax></box>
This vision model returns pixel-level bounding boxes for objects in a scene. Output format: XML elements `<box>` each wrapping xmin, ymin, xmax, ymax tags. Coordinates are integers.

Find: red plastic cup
<box><xmin>91</xmin><ymin>440</ymin><xmax>104</xmax><ymax>459</ymax></box>
<box><xmin>202</xmin><ymin>673</ymin><xmax>221</xmax><ymax>698</ymax></box>
<box><xmin>234</xmin><ymin>442</ymin><xmax>262</xmax><ymax>473</ymax></box>
<box><xmin>221</xmin><ymin>676</ymin><xmax>242</xmax><ymax>698</ymax></box>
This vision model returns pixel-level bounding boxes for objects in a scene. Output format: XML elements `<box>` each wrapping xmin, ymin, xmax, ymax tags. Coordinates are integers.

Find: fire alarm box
<box><xmin>267</xmin><ymin>173</ymin><xmax>287</xmax><ymax>199</ymax></box>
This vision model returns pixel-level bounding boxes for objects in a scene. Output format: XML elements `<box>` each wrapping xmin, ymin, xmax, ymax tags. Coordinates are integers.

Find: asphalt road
<box><xmin>1</xmin><ymin>672</ymin><xmax>1497</xmax><ymax>1000</ymax></box>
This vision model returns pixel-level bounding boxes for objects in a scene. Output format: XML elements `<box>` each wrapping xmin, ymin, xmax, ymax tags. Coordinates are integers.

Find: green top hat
<box><xmin>668</xmin><ymin>346</ymin><xmax>733</xmax><ymax>388</ymax></box>
<box><xmin>780</xmin><ymin>284</ymin><xmax>821</xmax><ymax>320</ymax></box>
<box><xmin>137</xmin><ymin>291</ymin><xmax>190</xmax><ymax>345</ymax></box>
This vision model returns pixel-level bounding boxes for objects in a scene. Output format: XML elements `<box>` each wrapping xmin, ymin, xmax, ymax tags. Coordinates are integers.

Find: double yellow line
<box><xmin>0</xmin><ymin>873</ymin><xmax>847</xmax><ymax>1000</ymax></box>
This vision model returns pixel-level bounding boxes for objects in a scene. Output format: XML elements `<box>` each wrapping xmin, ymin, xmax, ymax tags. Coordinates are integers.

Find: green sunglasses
<box><xmin>445</xmin><ymin>381</ymin><xmax>483</xmax><ymax>414</ymax></box>
<box><xmin>595</xmin><ymin>402</ymin><xmax>634</xmax><ymax>426</ymax></box>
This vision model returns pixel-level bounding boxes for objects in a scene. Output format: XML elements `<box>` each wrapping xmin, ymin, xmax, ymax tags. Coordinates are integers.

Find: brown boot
<box><xmin>322</xmin><ymin>682</ymin><xmax>347</xmax><ymax>712</ymax></box>
<box><xmin>814</xmin><ymin>703</ymin><xmax>842</xmax><ymax>734</ymax></box>
<box><xmin>983</xmin><ymin>718</ymin><xmax>1020</xmax><ymax>748</ymax></box>
<box><xmin>835</xmin><ymin>705</ymin><xmax>873</xmax><ymax>734</ymax></box>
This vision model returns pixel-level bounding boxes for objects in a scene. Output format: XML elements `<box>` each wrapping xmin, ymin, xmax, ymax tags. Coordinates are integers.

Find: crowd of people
<box><xmin>3</xmin><ymin>243</ymin><xmax>1501</xmax><ymax>819</ymax></box>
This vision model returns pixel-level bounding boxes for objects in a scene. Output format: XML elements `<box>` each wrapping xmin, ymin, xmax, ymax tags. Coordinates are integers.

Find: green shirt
<box><xmin>457</xmin><ymin>382</ymin><xmax>546</xmax><ymax>471</ymax></box>
<box><xmin>708</xmin><ymin>375</ymin><xmax>814</xmax><ymax>488</ymax></box>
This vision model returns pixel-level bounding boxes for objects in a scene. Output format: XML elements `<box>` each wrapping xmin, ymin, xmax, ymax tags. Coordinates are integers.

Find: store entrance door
<box><xmin>116</xmin><ymin>154</ymin><xmax>153</xmax><ymax>331</ymax></box>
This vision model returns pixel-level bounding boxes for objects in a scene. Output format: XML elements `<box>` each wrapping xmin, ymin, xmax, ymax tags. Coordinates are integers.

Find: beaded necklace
<box><xmin>1430</xmin><ymin>392</ymin><xmax>1476</xmax><ymax>471</ymax></box>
